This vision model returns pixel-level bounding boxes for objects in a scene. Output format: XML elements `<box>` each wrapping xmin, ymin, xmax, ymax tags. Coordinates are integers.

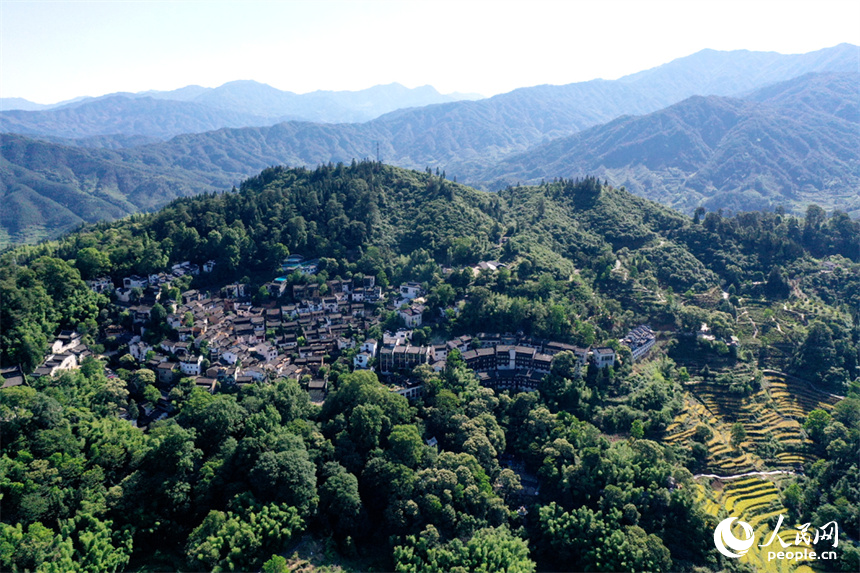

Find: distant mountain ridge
<box><xmin>1</xmin><ymin>45</ymin><xmax>858</xmax><ymax>247</ymax></box>
<box><xmin>2</xmin><ymin>44</ymin><xmax>855</xmax><ymax>145</ymax></box>
<box><xmin>182</xmin><ymin>80</ymin><xmax>483</xmax><ymax>122</ymax></box>
<box><xmin>480</xmin><ymin>73</ymin><xmax>860</xmax><ymax>217</ymax></box>
<box><xmin>87</xmin><ymin>47</ymin><xmax>857</xmax><ymax>188</ymax></box>
<box><xmin>101</xmin><ymin>45</ymin><xmax>860</xmax><ymax>181</ymax></box>
<box><xmin>0</xmin><ymin>97</ymin><xmax>52</xmax><ymax>112</ymax></box>
<box><xmin>618</xmin><ymin>43</ymin><xmax>860</xmax><ymax>101</ymax></box>
<box><xmin>0</xmin><ymin>96</ymin><xmax>275</xmax><ymax>140</ymax></box>
<box><xmin>0</xmin><ymin>81</ymin><xmax>483</xmax><ymax>139</ymax></box>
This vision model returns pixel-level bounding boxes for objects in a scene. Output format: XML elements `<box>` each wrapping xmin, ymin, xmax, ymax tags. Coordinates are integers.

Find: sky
<box><xmin>2</xmin><ymin>0</ymin><xmax>859</xmax><ymax>105</ymax></box>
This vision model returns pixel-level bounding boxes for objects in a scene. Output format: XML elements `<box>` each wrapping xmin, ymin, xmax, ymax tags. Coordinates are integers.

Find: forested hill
<box><xmin>4</xmin><ymin>162</ymin><xmax>859</xmax><ymax>373</ymax></box>
<box><xmin>480</xmin><ymin>72</ymin><xmax>860</xmax><ymax>217</ymax></box>
<box><xmin>2</xmin><ymin>162</ymin><xmax>859</xmax><ymax>571</ymax></box>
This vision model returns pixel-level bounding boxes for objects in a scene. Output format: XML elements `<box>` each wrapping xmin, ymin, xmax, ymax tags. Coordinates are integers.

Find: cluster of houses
<box><xmin>78</xmin><ymin>265</ymin><xmax>420</xmax><ymax>408</ymax></box>
<box><xmin>31</xmin><ymin>330</ymin><xmax>92</xmax><ymax>378</ymax></box>
<box><xmin>10</xmin><ymin>258</ymin><xmax>665</xmax><ymax>423</ymax></box>
<box><xmin>87</xmin><ymin>260</ymin><xmax>217</xmax><ymax>302</ymax></box>
<box><xmin>3</xmin><ymin>330</ymin><xmax>97</xmax><ymax>390</ymax></box>
<box><xmin>124</xmin><ymin>276</ymin><xmax>388</xmax><ymax>403</ymax></box>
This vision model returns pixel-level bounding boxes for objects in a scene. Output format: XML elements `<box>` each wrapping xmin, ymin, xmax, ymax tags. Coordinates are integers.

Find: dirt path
<box><xmin>737</xmin><ymin>308</ymin><xmax>758</xmax><ymax>338</ymax></box>
<box><xmin>762</xmin><ymin>369</ymin><xmax>845</xmax><ymax>400</ymax></box>
<box><xmin>790</xmin><ymin>279</ymin><xmax>807</xmax><ymax>301</ymax></box>
<box><xmin>782</xmin><ymin>303</ymin><xmax>807</xmax><ymax>325</ymax></box>
<box><xmin>693</xmin><ymin>470</ymin><xmax>798</xmax><ymax>480</ymax></box>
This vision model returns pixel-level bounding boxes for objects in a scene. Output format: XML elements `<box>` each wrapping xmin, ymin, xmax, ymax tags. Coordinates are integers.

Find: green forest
<box><xmin>1</xmin><ymin>162</ymin><xmax>858</xmax><ymax>572</ymax></box>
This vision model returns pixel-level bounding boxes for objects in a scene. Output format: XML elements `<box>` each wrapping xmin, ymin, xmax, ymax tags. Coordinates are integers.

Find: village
<box><xmin>4</xmin><ymin>256</ymin><xmax>658</xmax><ymax>427</ymax></box>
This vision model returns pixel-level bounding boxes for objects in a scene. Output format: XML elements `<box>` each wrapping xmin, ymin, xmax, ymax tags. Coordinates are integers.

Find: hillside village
<box><xmin>1</xmin><ymin>164</ymin><xmax>856</xmax><ymax>573</ymax></box>
<box><xmin>2</xmin><ymin>32</ymin><xmax>859</xmax><ymax>572</ymax></box>
<box><xmin>8</xmin><ymin>255</ymin><xmax>663</xmax><ymax>427</ymax></box>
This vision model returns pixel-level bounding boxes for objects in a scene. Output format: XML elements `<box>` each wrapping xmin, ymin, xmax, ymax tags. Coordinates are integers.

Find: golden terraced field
<box><xmin>696</xmin><ymin>477</ymin><xmax>817</xmax><ymax>573</ymax></box>
<box><xmin>665</xmin><ymin>371</ymin><xmax>839</xmax><ymax>474</ymax></box>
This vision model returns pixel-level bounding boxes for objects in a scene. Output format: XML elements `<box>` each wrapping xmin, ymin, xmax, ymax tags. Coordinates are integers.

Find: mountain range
<box><xmin>480</xmin><ymin>73</ymin><xmax>860</xmax><ymax>217</ymax></box>
<box><xmin>0</xmin><ymin>81</ymin><xmax>482</xmax><ymax>138</ymax></box>
<box><xmin>1</xmin><ymin>44</ymin><xmax>858</xmax><ymax>248</ymax></box>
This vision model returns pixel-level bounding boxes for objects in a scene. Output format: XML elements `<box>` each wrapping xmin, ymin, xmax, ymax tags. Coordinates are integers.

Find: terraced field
<box><xmin>696</xmin><ymin>477</ymin><xmax>816</xmax><ymax>573</ymax></box>
<box><xmin>764</xmin><ymin>372</ymin><xmax>841</xmax><ymax>415</ymax></box>
<box><xmin>665</xmin><ymin>370</ymin><xmax>840</xmax><ymax>474</ymax></box>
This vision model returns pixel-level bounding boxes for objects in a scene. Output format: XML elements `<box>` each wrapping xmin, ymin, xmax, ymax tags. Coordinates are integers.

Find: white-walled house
<box><xmin>222</xmin><ymin>346</ymin><xmax>242</xmax><ymax>365</ymax></box>
<box><xmin>399</xmin><ymin>282</ymin><xmax>423</xmax><ymax>300</ymax></box>
<box><xmin>51</xmin><ymin>331</ymin><xmax>82</xmax><ymax>354</ymax></box>
<box><xmin>87</xmin><ymin>277</ymin><xmax>114</xmax><ymax>294</ymax></box>
<box><xmin>592</xmin><ymin>347</ymin><xmax>616</xmax><ymax>369</ymax></box>
<box><xmin>623</xmin><ymin>325</ymin><xmax>657</xmax><ymax>362</ymax></box>
<box><xmin>253</xmin><ymin>343</ymin><xmax>278</xmax><ymax>363</ymax></box>
<box><xmin>360</xmin><ymin>339</ymin><xmax>378</xmax><ymax>357</ymax></box>
<box><xmin>353</xmin><ymin>352</ymin><xmax>372</xmax><ymax>370</ymax></box>
<box><xmin>180</xmin><ymin>355</ymin><xmax>204</xmax><ymax>376</ymax></box>
<box><xmin>130</xmin><ymin>340</ymin><xmax>153</xmax><ymax>362</ymax></box>
<box><xmin>399</xmin><ymin>306</ymin><xmax>423</xmax><ymax>328</ymax></box>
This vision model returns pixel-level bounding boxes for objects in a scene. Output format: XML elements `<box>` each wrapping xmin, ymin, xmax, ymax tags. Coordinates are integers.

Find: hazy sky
<box><xmin>2</xmin><ymin>0</ymin><xmax>859</xmax><ymax>104</ymax></box>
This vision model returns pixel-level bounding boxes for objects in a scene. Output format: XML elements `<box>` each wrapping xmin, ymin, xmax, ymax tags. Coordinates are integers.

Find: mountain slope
<box><xmin>2</xmin><ymin>160</ymin><xmax>858</xmax><ymax>573</ymax></box>
<box><xmin>479</xmin><ymin>73</ymin><xmax>860</xmax><ymax>216</ymax></box>
<box><xmin>0</xmin><ymin>134</ymin><xmax>225</xmax><ymax>247</ymax></box>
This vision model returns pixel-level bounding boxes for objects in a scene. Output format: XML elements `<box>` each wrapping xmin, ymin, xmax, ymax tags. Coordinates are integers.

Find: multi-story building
<box><xmin>623</xmin><ymin>325</ymin><xmax>656</xmax><ymax>362</ymax></box>
<box><xmin>379</xmin><ymin>344</ymin><xmax>433</xmax><ymax>373</ymax></box>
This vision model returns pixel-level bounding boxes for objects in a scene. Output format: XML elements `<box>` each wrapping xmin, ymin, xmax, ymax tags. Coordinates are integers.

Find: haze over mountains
<box><xmin>1</xmin><ymin>44</ymin><xmax>858</xmax><ymax>248</ymax></box>
<box><xmin>482</xmin><ymin>73</ymin><xmax>860</xmax><ymax>217</ymax></box>
<box><xmin>0</xmin><ymin>81</ymin><xmax>483</xmax><ymax>137</ymax></box>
